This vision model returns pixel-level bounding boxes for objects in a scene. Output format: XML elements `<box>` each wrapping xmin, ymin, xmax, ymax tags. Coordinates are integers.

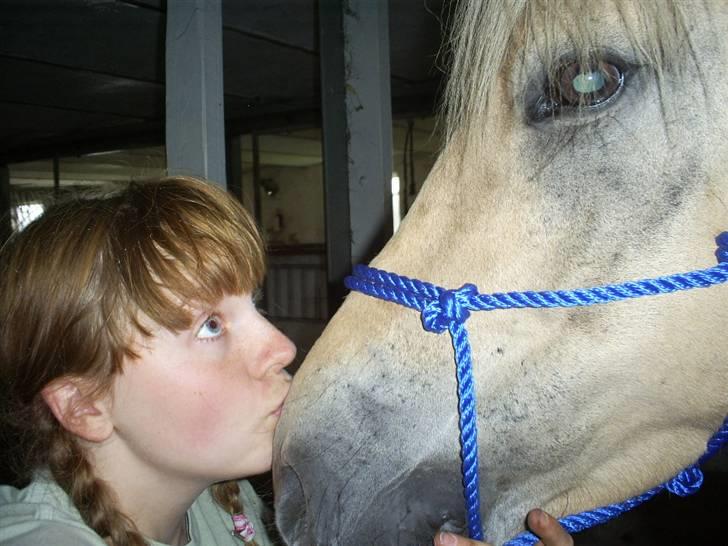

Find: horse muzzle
<box><xmin>272</xmin><ymin>381</ymin><xmax>466</xmax><ymax>546</ymax></box>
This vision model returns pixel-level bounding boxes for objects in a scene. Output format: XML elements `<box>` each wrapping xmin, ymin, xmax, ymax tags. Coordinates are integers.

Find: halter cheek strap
<box><xmin>345</xmin><ymin>233</ymin><xmax>728</xmax><ymax>543</ymax></box>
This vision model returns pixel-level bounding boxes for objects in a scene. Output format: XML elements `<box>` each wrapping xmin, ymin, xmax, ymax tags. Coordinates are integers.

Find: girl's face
<box><xmin>107</xmin><ymin>294</ymin><xmax>296</xmax><ymax>483</ymax></box>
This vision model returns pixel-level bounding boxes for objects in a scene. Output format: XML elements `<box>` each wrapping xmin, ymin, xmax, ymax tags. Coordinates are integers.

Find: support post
<box><xmin>0</xmin><ymin>165</ymin><xmax>11</xmax><ymax>244</ymax></box>
<box><xmin>251</xmin><ymin>133</ymin><xmax>262</xmax><ymax>224</ymax></box>
<box><xmin>319</xmin><ymin>0</ymin><xmax>394</xmax><ymax>316</ymax></box>
<box><xmin>53</xmin><ymin>156</ymin><xmax>60</xmax><ymax>199</ymax></box>
<box><xmin>165</xmin><ymin>0</ymin><xmax>227</xmax><ymax>187</ymax></box>
<box><xmin>227</xmin><ymin>134</ymin><xmax>243</xmax><ymax>203</ymax></box>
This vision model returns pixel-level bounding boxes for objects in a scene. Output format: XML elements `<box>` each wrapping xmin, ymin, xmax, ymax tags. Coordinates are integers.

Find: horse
<box><xmin>272</xmin><ymin>1</ymin><xmax>728</xmax><ymax>544</ymax></box>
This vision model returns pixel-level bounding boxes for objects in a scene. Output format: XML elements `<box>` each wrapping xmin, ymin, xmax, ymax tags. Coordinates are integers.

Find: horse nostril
<box><xmin>274</xmin><ymin>464</ymin><xmax>311</xmax><ymax>546</ymax></box>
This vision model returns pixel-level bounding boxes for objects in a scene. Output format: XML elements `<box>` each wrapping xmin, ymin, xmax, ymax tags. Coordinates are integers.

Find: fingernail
<box><xmin>533</xmin><ymin>508</ymin><xmax>546</xmax><ymax>526</ymax></box>
<box><xmin>437</xmin><ymin>532</ymin><xmax>457</xmax><ymax>546</ymax></box>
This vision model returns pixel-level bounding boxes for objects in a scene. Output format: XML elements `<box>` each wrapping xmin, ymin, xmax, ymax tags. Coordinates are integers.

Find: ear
<box><xmin>41</xmin><ymin>377</ymin><xmax>113</xmax><ymax>443</ymax></box>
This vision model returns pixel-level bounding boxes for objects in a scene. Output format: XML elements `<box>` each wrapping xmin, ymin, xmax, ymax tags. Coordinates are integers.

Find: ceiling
<box><xmin>0</xmin><ymin>0</ymin><xmax>448</xmax><ymax>167</ymax></box>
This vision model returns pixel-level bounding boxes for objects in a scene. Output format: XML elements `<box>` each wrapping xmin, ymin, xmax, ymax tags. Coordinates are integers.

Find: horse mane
<box><xmin>441</xmin><ymin>0</ymin><xmax>692</xmax><ymax>143</ymax></box>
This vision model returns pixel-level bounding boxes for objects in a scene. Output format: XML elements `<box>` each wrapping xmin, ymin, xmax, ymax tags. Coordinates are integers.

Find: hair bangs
<box><xmin>108</xmin><ymin>178</ymin><xmax>266</xmax><ymax>336</ymax></box>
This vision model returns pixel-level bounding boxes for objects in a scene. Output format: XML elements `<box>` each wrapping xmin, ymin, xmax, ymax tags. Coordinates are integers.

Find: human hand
<box><xmin>433</xmin><ymin>509</ymin><xmax>573</xmax><ymax>546</ymax></box>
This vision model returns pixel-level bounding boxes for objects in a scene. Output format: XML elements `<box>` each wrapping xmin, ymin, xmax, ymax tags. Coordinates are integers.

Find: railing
<box><xmin>262</xmin><ymin>245</ymin><xmax>328</xmax><ymax>321</ymax></box>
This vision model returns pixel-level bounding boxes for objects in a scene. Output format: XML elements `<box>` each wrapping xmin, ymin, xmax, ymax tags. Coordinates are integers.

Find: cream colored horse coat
<box><xmin>274</xmin><ymin>1</ymin><xmax>728</xmax><ymax>544</ymax></box>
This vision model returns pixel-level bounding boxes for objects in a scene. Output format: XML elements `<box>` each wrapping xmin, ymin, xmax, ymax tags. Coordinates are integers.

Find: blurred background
<box><xmin>0</xmin><ymin>0</ymin><xmax>448</xmax><ymax>370</ymax></box>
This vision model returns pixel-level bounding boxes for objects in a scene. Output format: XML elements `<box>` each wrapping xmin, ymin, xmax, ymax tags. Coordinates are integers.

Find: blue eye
<box><xmin>530</xmin><ymin>59</ymin><xmax>626</xmax><ymax>122</ymax></box>
<box><xmin>197</xmin><ymin>315</ymin><xmax>224</xmax><ymax>340</ymax></box>
<box><xmin>558</xmin><ymin>61</ymin><xmax>622</xmax><ymax>107</ymax></box>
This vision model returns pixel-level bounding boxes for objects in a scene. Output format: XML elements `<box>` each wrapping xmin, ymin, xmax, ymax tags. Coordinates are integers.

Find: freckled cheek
<box><xmin>147</xmin><ymin>379</ymin><xmax>232</xmax><ymax>448</ymax></box>
<box><xmin>177</xmin><ymin>389</ymin><xmax>231</xmax><ymax>446</ymax></box>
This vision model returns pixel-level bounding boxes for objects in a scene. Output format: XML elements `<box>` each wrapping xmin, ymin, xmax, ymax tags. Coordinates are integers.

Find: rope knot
<box><xmin>422</xmin><ymin>284</ymin><xmax>479</xmax><ymax>333</ymax></box>
<box><xmin>716</xmin><ymin>232</ymin><xmax>728</xmax><ymax>263</ymax></box>
<box><xmin>665</xmin><ymin>465</ymin><xmax>704</xmax><ymax>497</ymax></box>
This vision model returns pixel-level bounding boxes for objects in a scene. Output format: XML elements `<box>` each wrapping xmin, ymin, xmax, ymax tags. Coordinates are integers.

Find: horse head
<box><xmin>274</xmin><ymin>1</ymin><xmax>728</xmax><ymax>544</ymax></box>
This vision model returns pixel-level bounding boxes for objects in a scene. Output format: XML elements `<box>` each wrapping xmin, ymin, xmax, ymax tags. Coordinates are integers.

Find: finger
<box><xmin>527</xmin><ymin>509</ymin><xmax>574</xmax><ymax>546</ymax></box>
<box><xmin>433</xmin><ymin>531</ymin><xmax>494</xmax><ymax>546</ymax></box>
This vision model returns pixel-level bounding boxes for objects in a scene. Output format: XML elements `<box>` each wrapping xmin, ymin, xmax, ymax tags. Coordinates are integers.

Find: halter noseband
<box><xmin>344</xmin><ymin>233</ymin><xmax>728</xmax><ymax>544</ymax></box>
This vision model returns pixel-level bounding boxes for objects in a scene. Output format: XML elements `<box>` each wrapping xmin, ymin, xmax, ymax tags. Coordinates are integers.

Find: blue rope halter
<box><xmin>344</xmin><ymin>232</ymin><xmax>728</xmax><ymax>544</ymax></box>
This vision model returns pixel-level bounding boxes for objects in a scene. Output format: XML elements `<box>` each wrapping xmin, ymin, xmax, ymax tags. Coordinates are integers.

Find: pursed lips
<box><xmin>271</xmin><ymin>402</ymin><xmax>285</xmax><ymax>417</ymax></box>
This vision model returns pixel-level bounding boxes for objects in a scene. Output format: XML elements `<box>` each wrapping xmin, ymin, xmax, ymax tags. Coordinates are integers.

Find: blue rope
<box><xmin>344</xmin><ymin>233</ymin><xmax>728</xmax><ymax>543</ymax></box>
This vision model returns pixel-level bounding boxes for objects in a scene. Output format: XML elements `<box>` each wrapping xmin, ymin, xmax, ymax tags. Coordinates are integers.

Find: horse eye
<box><xmin>558</xmin><ymin>61</ymin><xmax>623</xmax><ymax>106</ymax></box>
<box><xmin>531</xmin><ymin>60</ymin><xmax>625</xmax><ymax>122</ymax></box>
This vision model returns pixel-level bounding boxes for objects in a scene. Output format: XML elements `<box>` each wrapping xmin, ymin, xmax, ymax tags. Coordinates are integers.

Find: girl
<box><xmin>0</xmin><ymin>176</ymin><xmax>571</xmax><ymax>546</ymax></box>
<box><xmin>0</xmin><ymin>177</ymin><xmax>295</xmax><ymax>545</ymax></box>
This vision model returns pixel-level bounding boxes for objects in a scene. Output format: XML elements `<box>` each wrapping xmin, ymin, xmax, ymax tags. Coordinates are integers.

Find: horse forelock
<box><xmin>441</xmin><ymin>0</ymin><xmax>692</xmax><ymax>144</ymax></box>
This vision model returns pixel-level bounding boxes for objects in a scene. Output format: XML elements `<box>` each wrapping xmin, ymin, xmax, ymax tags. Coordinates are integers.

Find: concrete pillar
<box><xmin>165</xmin><ymin>0</ymin><xmax>227</xmax><ymax>187</ymax></box>
<box><xmin>319</xmin><ymin>0</ymin><xmax>394</xmax><ymax>315</ymax></box>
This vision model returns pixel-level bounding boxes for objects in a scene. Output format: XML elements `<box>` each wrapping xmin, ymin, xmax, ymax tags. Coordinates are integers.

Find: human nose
<box><xmin>257</xmin><ymin>319</ymin><xmax>297</xmax><ymax>377</ymax></box>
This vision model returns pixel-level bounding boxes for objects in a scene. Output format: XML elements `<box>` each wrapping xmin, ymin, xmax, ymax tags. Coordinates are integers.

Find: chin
<box><xmin>235</xmin><ymin>452</ymin><xmax>273</xmax><ymax>478</ymax></box>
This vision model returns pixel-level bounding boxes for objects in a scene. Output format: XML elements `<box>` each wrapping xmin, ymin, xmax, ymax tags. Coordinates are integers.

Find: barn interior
<box><xmin>0</xmin><ymin>0</ymin><xmax>448</xmax><ymax>372</ymax></box>
<box><xmin>0</xmin><ymin>1</ymin><xmax>725</xmax><ymax>545</ymax></box>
